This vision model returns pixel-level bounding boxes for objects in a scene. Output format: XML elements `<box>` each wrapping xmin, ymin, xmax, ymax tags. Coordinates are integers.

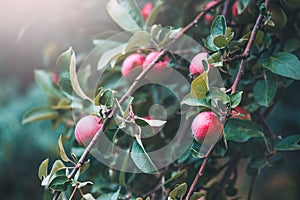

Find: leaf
<box><xmin>207</xmin><ymin>51</ymin><xmax>222</xmax><ymax>64</ymax></box>
<box><xmin>78</xmin><ymin>181</ymin><xmax>93</xmax><ymax>189</ymax></box>
<box><xmin>57</xmin><ymin>47</ymin><xmax>73</xmax><ymax>95</ymax></box>
<box><xmin>131</xmin><ymin>137</ymin><xmax>158</xmax><ymax>173</ymax></box>
<box><xmin>253</xmin><ymin>78</ymin><xmax>277</xmax><ymax>107</ymax></box>
<box><xmin>125</xmin><ymin>31</ymin><xmax>151</xmax><ymax>52</ymax></box>
<box><xmin>211</xmin><ymin>15</ymin><xmax>226</xmax><ymax>37</ymax></box>
<box><xmin>82</xmin><ymin>193</ymin><xmax>96</xmax><ymax>200</ymax></box>
<box><xmin>262</xmin><ymin>52</ymin><xmax>300</xmax><ymax>80</ymax></box>
<box><xmin>164</xmin><ymin>169</ymin><xmax>188</xmax><ymax>185</ymax></box>
<box><xmin>191</xmin><ymin>72</ymin><xmax>208</xmax><ymax>98</ymax></box>
<box><xmin>34</xmin><ymin>70</ymin><xmax>63</xmax><ymax>99</ymax></box>
<box><xmin>205</xmin><ymin>34</ymin><xmax>219</xmax><ymax>51</ymax></box>
<box><xmin>275</xmin><ymin>135</ymin><xmax>300</xmax><ymax>151</ymax></box>
<box><xmin>144</xmin><ymin>119</ymin><xmax>166</xmax><ymax>127</ymax></box>
<box><xmin>38</xmin><ymin>158</ymin><xmax>49</xmax><ymax>180</ymax></box>
<box><xmin>181</xmin><ymin>94</ymin><xmax>210</xmax><ymax>107</ymax></box>
<box><xmin>22</xmin><ymin>106</ymin><xmax>59</xmax><ymax>125</ymax></box>
<box><xmin>48</xmin><ymin>160</ymin><xmax>65</xmax><ymax>185</ymax></box>
<box><xmin>99</xmin><ymin>89</ymin><xmax>114</xmax><ymax>108</ymax></box>
<box><xmin>97</xmin><ymin>187</ymin><xmax>120</xmax><ymax>200</ymax></box>
<box><xmin>190</xmin><ymin>192</ymin><xmax>206</xmax><ymax>200</ymax></box>
<box><xmin>213</xmin><ymin>35</ymin><xmax>228</xmax><ymax>49</ymax></box>
<box><xmin>225</xmin><ymin>119</ymin><xmax>264</xmax><ymax>143</ymax></box>
<box><xmin>169</xmin><ymin>183</ymin><xmax>187</xmax><ymax>199</ymax></box>
<box><xmin>230</xmin><ymin>91</ymin><xmax>243</xmax><ymax>108</ymax></box>
<box><xmin>68</xmin><ymin>48</ymin><xmax>93</xmax><ymax>102</ymax></box>
<box><xmin>58</xmin><ymin>135</ymin><xmax>71</xmax><ymax>162</ymax></box>
<box><xmin>80</xmin><ymin>160</ymin><xmax>91</xmax><ymax>175</ymax></box>
<box><xmin>208</xmin><ymin>87</ymin><xmax>230</xmax><ymax>104</ymax></box>
<box><xmin>106</xmin><ymin>0</ymin><xmax>142</xmax><ymax>32</ymax></box>
<box><xmin>48</xmin><ymin>175</ymin><xmax>69</xmax><ymax>192</ymax></box>
<box><xmin>135</xmin><ymin>118</ymin><xmax>149</xmax><ymax>127</ymax></box>
<box><xmin>97</xmin><ymin>43</ymin><xmax>126</xmax><ymax>70</ymax></box>
<box><xmin>284</xmin><ymin>38</ymin><xmax>300</xmax><ymax>52</ymax></box>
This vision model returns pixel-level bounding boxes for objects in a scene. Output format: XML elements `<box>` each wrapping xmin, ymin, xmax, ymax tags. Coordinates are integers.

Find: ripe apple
<box><xmin>142</xmin><ymin>51</ymin><xmax>170</xmax><ymax>82</ymax></box>
<box><xmin>75</xmin><ymin>115</ymin><xmax>103</xmax><ymax>145</ymax></box>
<box><xmin>191</xmin><ymin>111</ymin><xmax>223</xmax><ymax>143</ymax></box>
<box><xmin>141</xmin><ymin>3</ymin><xmax>154</xmax><ymax>21</ymax></box>
<box><xmin>189</xmin><ymin>52</ymin><xmax>211</xmax><ymax>76</ymax></box>
<box><xmin>231</xmin><ymin>106</ymin><xmax>251</xmax><ymax>120</ymax></box>
<box><xmin>121</xmin><ymin>53</ymin><xmax>145</xmax><ymax>82</ymax></box>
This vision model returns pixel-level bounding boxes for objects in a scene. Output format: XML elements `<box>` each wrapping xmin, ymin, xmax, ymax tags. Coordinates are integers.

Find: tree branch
<box><xmin>247</xmin><ymin>175</ymin><xmax>256</xmax><ymax>200</ymax></box>
<box><xmin>185</xmin><ymin>145</ymin><xmax>215</xmax><ymax>200</ymax></box>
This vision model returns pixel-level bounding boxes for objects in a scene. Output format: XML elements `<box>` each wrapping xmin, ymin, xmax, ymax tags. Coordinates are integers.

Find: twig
<box><xmin>222</xmin><ymin>0</ymin><xmax>232</xmax><ymax>17</ymax></box>
<box><xmin>247</xmin><ymin>175</ymin><xmax>256</xmax><ymax>200</ymax></box>
<box><xmin>185</xmin><ymin>145</ymin><xmax>215</xmax><ymax>200</ymax></box>
<box><xmin>229</xmin><ymin>0</ymin><xmax>271</xmax><ymax>94</ymax></box>
<box><xmin>52</xmin><ymin>2</ymin><xmax>226</xmax><ymax>199</ymax></box>
<box><xmin>69</xmin><ymin>183</ymin><xmax>79</xmax><ymax>200</ymax></box>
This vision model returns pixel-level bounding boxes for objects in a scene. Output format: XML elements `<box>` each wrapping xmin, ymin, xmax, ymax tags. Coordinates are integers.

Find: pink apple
<box><xmin>142</xmin><ymin>52</ymin><xmax>169</xmax><ymax>70</ymax></box>
<box><xmin>189</xmin><ymin>52</ymin><xmax>211</xmax><ymax>76</ymax></box>
<box><xmin>232</xmin><ymin>1</ymin><xmax>238</xmax><ymax>17</ymax></box>
<box><xmin>191</xmin><ymin>111</ymin><xmax>223</xmax><ymax>143</ymax></box>
<box><xmin>75</xmin><ymin>115</ymin><xmax>103</xmax><ymax>145</ymax></box>
<box><xmin>141</xmin><ymin>3</ymin><xmax>154</xmax><ymax>21</ymax></box>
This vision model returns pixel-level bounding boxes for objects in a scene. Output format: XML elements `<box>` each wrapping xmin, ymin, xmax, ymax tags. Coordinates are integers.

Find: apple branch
<box><xmin>229</xmin><ymin>0</ymin><xmax>271</xmax><ymax>94</ymax></box>
<box><xmin>52</xmin><ymin>2</ymin><xmax>228</xmax><ymax>199</ymax></box>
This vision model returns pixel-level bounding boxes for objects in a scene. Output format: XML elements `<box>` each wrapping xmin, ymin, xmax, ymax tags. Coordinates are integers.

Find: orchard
<box><xmin>20</xmin><ymin>0</ymin><xmax>300</xmax><ymax>199</ymax></box>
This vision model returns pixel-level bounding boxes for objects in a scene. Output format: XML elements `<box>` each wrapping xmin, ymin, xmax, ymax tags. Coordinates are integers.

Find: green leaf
<box><xmin>22</xmin><ymin>106</ymin><xmax>59</xmax><ymax>125</ymax></box>
<box><xmin>207</xmin><ymin>51</ymin><xmax>222</xmax><ymax>64</ymax></box>
<box><xmin>34</xmin><ymin>70</ymin><xmax>63</xmax><ymax>99</ymax></box>
<box><xmin>57</xmin><ymin>47</ymin><xmax>73</xmax><ymax>95</ymax></box>
<box><xmin>78</xmin><ymin>181</ymin><xmax>93</xmax><ymax>189</ymax></box>
<box><xmin>125</xmin><ymin>31</ymin><xmax>151</xmax><ymax>52</ymax></box>
<box><xmin>275</xmin><ymin>135</ymin><xmax>300</xmax><ymax>151</ymax></box>
<box><xmin>144</xmin><ymin>119</ymin><xmax>166</xmax><ymax>127</ymax></box>
<box><xmin>191</xmin><ymin>72</ymin><xmax>208</xmax><ymax>98</ymax></box>
<box><xmin>213</xmin><ymin>35</ymin><xmax>228</xmax><ymax>49</ymax></box>
<box><xmin>145</xmin><ymin>1</ymin><xmax>164</xmax><ymax>27</ymax></box>
<box><xmin>211</xmin><ymin>15</ymin><xmax>226</xmax><ymax>37</ymax></box>
<box><xmin>253</xmin><ymin>78</ymin><xmax>277</xmax><ymax>107</ymax></box>
<box><xmin>131</xmin><ymin>137</ymin><xmax>158</xmax><ymax>173</ymax></box>
<box><xmin>97</xmin><ymin>43</ymin><xmax>126</xmax><ymax>70</ymax></box>
<box><xmin>106</xmin><ymin>0</ymin><xmax>142</xmax><ymax>32</ymax></box>
<box><xmin>225</xmin><ymin>119</ymin><xmax>264</xmax><ymax>142</ymax></box>
<box><xmin>99</xmin><ymin>89</ymin><xmax>114</xmax><ymax>108</ymax></box>
<box><xmin>97</xmin><ymin>187</ymin><xmax>120</xmax><ymax>200</ymax></box>
<box><xmin>38</xmin><ymin>158</ymin><xmax>49</xmax><ymax>180</ymax></box>
<box><xmin>284</xmin><ymin>38</ymin><xmax>300</xmax><ymax>52</ymax></box>
<box><xmin>82</xmin><ymin>193</ymin><xmax>96</xmax><ymax>200</ymax></box>
<box><xmin>48</xmin><ymin>175</ymin><xmax>69</xmax><ymax>192</ymax></box>
<box><xmin>230</xmin><ymin>91</ymin><xmax>243</xmax><ymax>108</ymax></box>
<box><xmin>262</xmin><ymin>52</ymin><xmax>300</xmax><ymax>80</ymax></box>
<box><xmin>80</xmin><ymin>160</ymin><xmax>91</xmax><ymax>175</ymax></box>
<box><xmin>205</xmin><ymin>34</ymin><xmax>219</xmax><ymax>51</ymax></box>
<box><xmin>48</xmin><ymin>160</ymin><xmax>65</xmax><ymax>185</ymax></box>
<box><xmin>58</xmin><ymin>135</ymin><xmax>71</xmax><ymax>162</ymax></box>
<box><xmin>190</xmin><ymin>192</ymin><xmax>206</xmax><ymax>200</ymax></box>
<box><xmin>169</xmin><ymin>183</ymin><xmax>187</xmax><ymax>199</ymax></box>
<box><xmin>164</xmin><ymin>169</ymin><xmax>187</xmax><ymax>185</ymax></box>
<box><xmin>208</xmin><ymin>87</ymin><xmax>230</xmax><ymax>104</ymax></box>
<box><xmin>181</xmin><ymin>94</ymin><xmax>210</xmax><ymax>107</ymax></box>
<box><xmin>68</xmin><ymin>48</ymin><xmax>92</xmax><ymax>102</ymax></box>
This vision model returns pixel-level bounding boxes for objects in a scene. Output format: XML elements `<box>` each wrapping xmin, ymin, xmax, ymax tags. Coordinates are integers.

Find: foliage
<box><xmin>23</xmin><ymin>0</ymin><xmax>300</xmax><ymax>199</ymax></box>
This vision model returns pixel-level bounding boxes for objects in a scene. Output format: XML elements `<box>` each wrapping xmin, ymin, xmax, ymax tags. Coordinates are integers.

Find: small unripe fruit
<box><xmin>204</xmin><ymin>1</ymin><xmax>219</xmax><ymax>23</ymax></box>
<box><xmin>141</xmin><ymin>3</ymin><xmax>154</xmax><ymax>21</ymax></box>
<box><xmin>191</xmin><ymin>111</ymin><xmax>223</xmax><ymax>143</ymax></box>
<box><xmin>75</xmin><ymin>115</ymin><xmax>103</xmax><ymax>145</ymax></box>
<box><xmin>189</xmin><ymin>52</ymin><xmax>211</xmax><ymax>76</ymax></box>
<box><xmin>122</xmin><ymin>54</ymin><xmax>145</xmax><ymax>82</ymax></box>
<box><xmin>264</xmin><ymin>4</ymin><xmax>287</xmax><ymax>32</ymax></box>
<box><xmin>231</xmin><ymin>106</ymin><xmax>251</xmax><ymax>120</ymax></box>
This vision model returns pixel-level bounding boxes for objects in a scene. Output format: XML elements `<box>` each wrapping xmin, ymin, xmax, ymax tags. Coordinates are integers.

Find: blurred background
<box><xmin>0</xmin><ymin>0</ymin><xmax>300</xmax><ymax>199</ymax></box>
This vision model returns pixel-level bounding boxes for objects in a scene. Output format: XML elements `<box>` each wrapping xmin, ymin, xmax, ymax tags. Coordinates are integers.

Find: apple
<box><xmin>191</xmin><ymin>111</ymin><xmax>223</xmax><ymax>143</ymax></box>
<box><xmin>141</xmin><ymin>3</ymin><xmax>154</xmax><ymax>21</ymax></box>
<box><xmin>231</xmin><ymin>106</ymin><xmax>251</xmax><ymax>120</ymax></box>
<box><xmin>142</xmin><ymin>51</ymin><xmax>170</xmax><ymax>82</ymax></box>
<box><xmin>75</xmin><ymin>115</ymin><xmax>103</xmax><ymax>145</ymax></box>
<box><xmin>189</xmin><ymin>52</ymin><xmax>211</xmax><ymax>76</ymax></box>
<box><xmin>121</xmin><ymin>53</ymin><xmax>145</xmax><ymax>82</ymax></box>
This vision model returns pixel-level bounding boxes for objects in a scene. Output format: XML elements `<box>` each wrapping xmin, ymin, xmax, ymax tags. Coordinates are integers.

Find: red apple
<box><xmin>191</xmin><ymin>111</ymin><xmax>223</xmax><ymax>143</ymax></box>
<box><xmin>204</xmin><ymin>1</ymin><xmax>219</xmax><ymax>23</ymax></box>
<box><xmin>75</xmin><ymin>115</ymin><xmax>103</xmax><ymax>145</ymax></box>
<box><xmin>232</xmin><ymin>1</ymin><xmax>238</xmax><ymax>17</ymax></box>
<box><xmin>121</xmin><ymin>53</ymin><xmax>145</xmax><ymax>82</ymax></box>
<box><xmin>189</xmin><ymin>52</ymin><xmax>211</xmax><ymax>76</ymax></box>
<box><xmin>141</xmin><ymin>3</ymin><xmax>154</xmax><ymax>21</ymax></box>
